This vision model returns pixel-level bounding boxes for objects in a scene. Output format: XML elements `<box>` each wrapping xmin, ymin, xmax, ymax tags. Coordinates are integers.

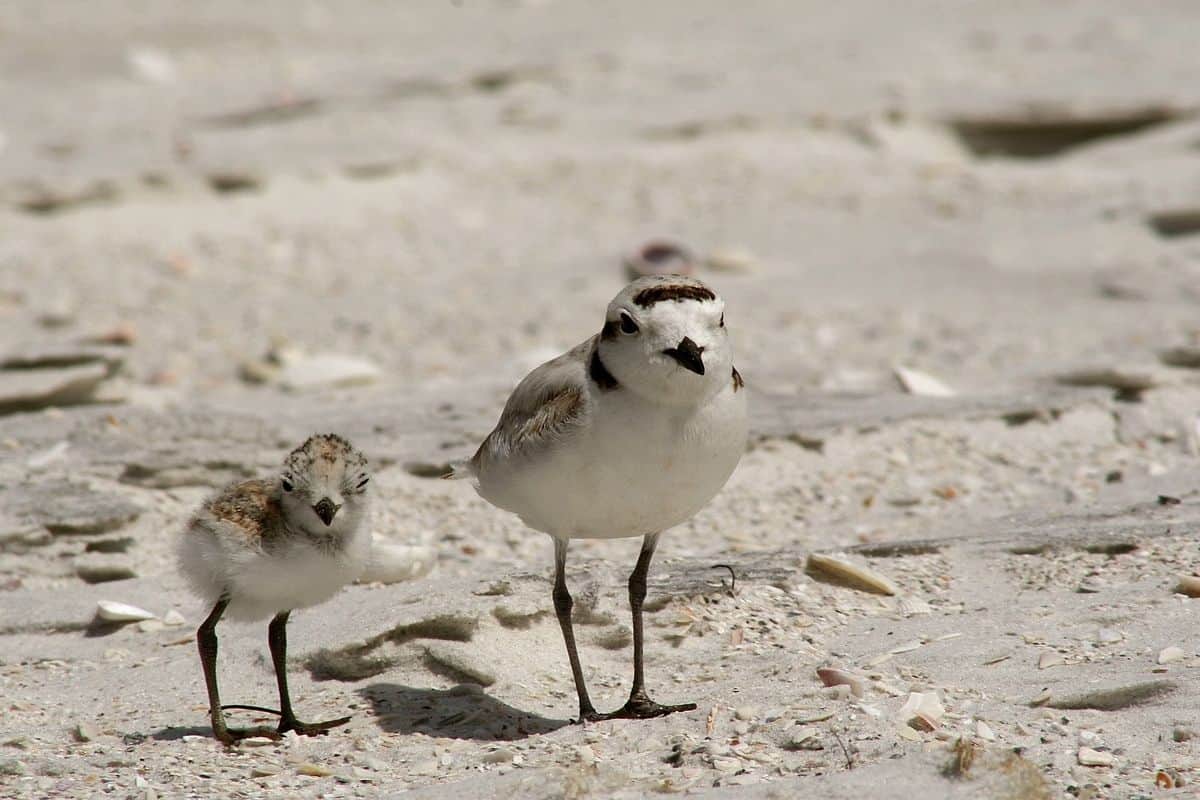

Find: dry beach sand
<box><xmin>3</xmin><ymin>1</ymin><xmax>1200</xmax><ymax>797</ymax></box>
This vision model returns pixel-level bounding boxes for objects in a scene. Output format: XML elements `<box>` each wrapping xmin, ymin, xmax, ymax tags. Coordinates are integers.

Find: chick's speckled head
<box><xmin>279</xmin><ymin>434</ymin><xmax>370</xmax><ymax>533</ymax></box>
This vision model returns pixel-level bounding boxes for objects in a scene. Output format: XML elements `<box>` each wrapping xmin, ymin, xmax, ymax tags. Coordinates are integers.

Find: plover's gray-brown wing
<box><xmin>468</xmin><ymin>336</ymin><xmax>595</xmax><ymax>475</ymax></box>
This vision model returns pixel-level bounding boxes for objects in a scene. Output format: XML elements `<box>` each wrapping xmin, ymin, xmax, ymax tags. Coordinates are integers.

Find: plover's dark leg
<box><xmin>198</xmin><ymin>597</ymin><xmax>279</xmax><ymax>745</ymax></box>
<box><xmin>553</xmin><ymin>537</ymin><xmax>600</xmax><ymax>722</ymax></box>
<box><xmin>603</xmin><ymin>533</ymin><xmax>697</xmax><ymax>720</ymax></box>
<box><xmin>268</xmin><ymin>611</ymin><xmax>351</xmax><ymax>736</ymax></box>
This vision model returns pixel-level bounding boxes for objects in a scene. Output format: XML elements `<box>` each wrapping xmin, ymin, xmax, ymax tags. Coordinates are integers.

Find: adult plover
<box><xmin>452</xmin><ymin>276</ymin><xmax>747</xmax><ymax>721</ymax></box>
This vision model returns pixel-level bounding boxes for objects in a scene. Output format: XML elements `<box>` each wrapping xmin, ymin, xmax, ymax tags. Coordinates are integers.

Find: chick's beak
<box><xmin>312</xmin><ymin>497</ymin><xmax>340</xmax><ymax>527</ymax></box>
<box><xmin>662</xmin><ymin>336</ymin><xmax>706</xmax><ymax>375</ymax></box>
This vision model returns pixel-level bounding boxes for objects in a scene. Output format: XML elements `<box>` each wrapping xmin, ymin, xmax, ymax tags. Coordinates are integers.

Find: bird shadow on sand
<box><xmin>149</xmin><ymin>725</ymin><xmax>213</xmax><ymax>741</ymax></box>
<box><xmin>358</xmin><ymin>683</ymin><xmax>569</xmax><ymax>741</ymax></box>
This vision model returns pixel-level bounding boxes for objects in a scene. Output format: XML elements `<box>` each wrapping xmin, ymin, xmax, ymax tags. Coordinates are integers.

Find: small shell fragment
<box><xmin>296</xmin><ymin>762</ymin><xmax>333</xmax><ymax>777</ymax></box>
<box><xmin>975</xmin><ymin>720</ymin><xmax>996</xmax><ymax>742</ymax></box>
<box><xmin>1038</xmin><ymin>651</ymin><xmax>1065</xmax><ymax>670</ymax></box>
<box><xmin>897</xmin><ymin>595</ymin><xmax>931</xmax><ymax>616</ymax></box>
<box><xmin>1077</xmin><ymin>747</ymin><xmax>1114</xmax><ymax>767</ymax></box>
<box><xmin>893</xmin><ymin>365</ymin><xmax>956</xmax><ymax>397</ymax></box>
<box><xmin>1157</xmin><ymin>646</ymin><xmax>1185</xmax><ymax>664</ymax></box>
<box><xmin>95</xmin><ymin>601</ymin><xmax>156</xmax><ymax>623</ymax></box>
<box><xmin>816</xmin><ymin>667</ymin><xmax>864</xmax><ymax>698</ymax></box>
<box><xmin>805</xmin><ymin>553</ymin><xmax>898</xmax><ymax>595</ymax></box>
<box><xmin>899</xmin><ymin>691</ymin><xmax>944</xmax><ymax>731</ymax></box>
<box><xmin>1174</xmin><ymin>576</ymin><xmax>1200</xmax><ymax>597</ymax></box>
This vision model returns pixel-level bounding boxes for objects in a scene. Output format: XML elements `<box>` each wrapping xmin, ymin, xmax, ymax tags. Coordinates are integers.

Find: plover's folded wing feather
<box><xmin>192</xmin><ymin>478</ymin><xmax>278</xmax><ymax>543</ymax></box>
<box><xmin>469</xmin><ymin>337</ymin><xmax>594</xmax><ymax>474</ymax></box>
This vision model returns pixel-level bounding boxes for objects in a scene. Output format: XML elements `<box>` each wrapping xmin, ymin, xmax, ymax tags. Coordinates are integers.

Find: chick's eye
<box><xmin>356</xmin><ymin>477</ymin><xmax>370</xmax><ymax>490</ymax></box>
<box><xmin>619</xmin><ymin>312</ymin><xmax>639</xmax><ymax>335</ymax></box>
<box><xmin>281</xmin><ymin>478</ymin><xmax>294</xmax><ymax>493</ymax></box>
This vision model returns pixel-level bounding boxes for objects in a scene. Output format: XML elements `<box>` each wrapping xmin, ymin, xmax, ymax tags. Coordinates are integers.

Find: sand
<box><xmin>2</xmin><ymin>1</ymin><xmax>1200</xmax><ymax>797</ymax></box>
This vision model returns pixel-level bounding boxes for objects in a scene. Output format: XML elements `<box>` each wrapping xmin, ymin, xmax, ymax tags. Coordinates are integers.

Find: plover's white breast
<box><xmin>479</xmin><ymin>377</ymin><xmax>746</xmax><ymax>539</ymax></box>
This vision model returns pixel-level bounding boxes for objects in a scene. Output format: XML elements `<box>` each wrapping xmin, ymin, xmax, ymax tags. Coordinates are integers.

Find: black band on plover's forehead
<box><xmin>588</xmin><ymin>347</ymin><xmax>619</xmax><ymax>391</ymax></box>
<box><xmin>631</xmin><ymin>283</ymin><xmax>716</xmax><ymax>307</ymax></box>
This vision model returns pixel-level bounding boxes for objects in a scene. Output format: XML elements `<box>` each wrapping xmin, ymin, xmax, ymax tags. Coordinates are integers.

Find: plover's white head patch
<box><xmin>595</xmin><ymin>276</ymin><xmax>732</xmax><ymax>405</ymax></box>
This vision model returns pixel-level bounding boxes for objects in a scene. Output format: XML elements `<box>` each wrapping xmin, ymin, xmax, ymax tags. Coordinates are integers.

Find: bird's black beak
<box><xmin>662</xmin><ymin>336</ymin><xmax>705</xmax><ymax>375</ymax></box>
<box><xmin>312</xmin><ymin>497</ymin><xmax>339</xmax><ymax>527</ymax></box>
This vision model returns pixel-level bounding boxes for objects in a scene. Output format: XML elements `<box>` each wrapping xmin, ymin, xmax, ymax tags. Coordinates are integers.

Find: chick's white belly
<box><xmin>481</xmin><ymin>390</ymin><xmax>746</xmax><ymax>539</ymax></box>
<box><xmin>179</xmin><ymin>525</ymin><xmax>371</xmax><ymax>621</ymax></box>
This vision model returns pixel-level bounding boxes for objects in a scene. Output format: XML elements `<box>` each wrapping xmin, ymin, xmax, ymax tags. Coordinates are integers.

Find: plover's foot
<box><xmin>277</xmin><ymin>714</ymin><xmax>351</xmax><ymax>736</ymax></box>
<box><xmin>582</xmin><ymin>698</ymin><xmax>697</xmax><ymax>722</ymax></box>
<box><xmin>214</xmin><ymin>725</ymin><xmax>282</xmax><ymax>746</ymax></box>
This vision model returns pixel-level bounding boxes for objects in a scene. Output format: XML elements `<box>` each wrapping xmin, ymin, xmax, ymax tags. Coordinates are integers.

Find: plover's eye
<box><xmin>281</xmin><ymin>477</ymin><xmax>294</xmax><ymax>493</ymax></box>
<box><xmin>619</xmin><ymin>312</ymin><xmax>639</xmax><ymax>335</ymax></box>
<box><xmin>719</xmin><ymin>313</ymin><xmax>725</xmax><ymax>328</ymax></box>
<box><xmin>356</xmin><ymin>476</ymin><xmax>370</xmax><ymax>490</ymax></box>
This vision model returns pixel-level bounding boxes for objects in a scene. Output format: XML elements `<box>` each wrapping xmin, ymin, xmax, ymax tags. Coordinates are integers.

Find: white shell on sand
<box><xmin>1157</xmin><ymin>646</ymin><xmax>1185</xmax><ymax>664</ymax></box>
<box><xmin>892</xmin><ymin>365</ymin><xmax>956</xmax><ymax>397</ymax></box>
<box><xmin>277</xmin><ymin>353</ymin><xmax>382</xmax><ymax>391</ymax></box>
<box><xmin>1077</xmin><ymin>747</ymin><xmax>1114</xmax><ymax>767</ymax></box>
<box><xmin>358</xmin><ymin>541</ymin><xmax>437</xmax><ymax>585</ymax></box>
<box><xmin>898</xmin><ymin>692</ymin><xmax>944</xmax><ymax>731</ymax></box>
<box><xmin>805</xmin><ymin>553</ymin><xmax>898</xmax><ymax>596</ymax></box>
<box><xmin>816</xmin><ymin>667</ymin><xmax>864</xmax><ymax>698</ymax></box>
<box><xmin>95</xmin><ymin>600</ymin><xmax>156</xmax><ymax>622</ymax></box>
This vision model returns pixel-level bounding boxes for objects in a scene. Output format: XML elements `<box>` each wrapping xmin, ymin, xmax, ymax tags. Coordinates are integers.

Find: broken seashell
<box><xmin>893</xmin><ymin>365</ymin><xmax>956</xmax><ymax>397</ymax></box>
<box><xmin>1077</xmin><ymin>747</ymin><xmax>1114</xmax><ymax>767</ymax></box>
<box><xmin>1038</xmin><ymin>651</ymin><xmax>1065</xmax><ymax>670</ymax></box>
<box><xmin>1157</xmin><ymin>646</ymin><xmax>1185</xmax><ymax>664</ymax></box>
<box><xmin>95</xmin><ymin>600</ymin><xmax>156</xmax><ymax>623</ymax></box>
<box><xmin>897</xmin><ymin>595</ymin><xmax>931</xmax><ymax>616</ymax></box>
<box><xmin>975</xmin><ymin>720</ymin><xmax>996</xmax><ymax>742</ymax></box>
<box><xmin>1174</xmin><ymin>576</ymin><xmax>1200</xmax><ymax>597</ymax></box>
<box><xmin>805</xmin><ymin>553</ymin><xmax>898</xmax><ymax>595</ymax></box>
<box><xmin>816</xmin><ymin>667</ymin><xmax>864</xmax><ymax>698</ymax></box>
<box><xmin>358</xmin><ymin>541</ymin><xmax>437</xmax><ymax>585</ymax></box>
<box><xmin>899</xmin><ymin>691</ymin><xmax>945</xmax><ymax>731</ymax></box>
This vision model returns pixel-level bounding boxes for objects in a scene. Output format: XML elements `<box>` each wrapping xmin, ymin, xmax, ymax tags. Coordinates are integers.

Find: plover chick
<box><xmin>178</xmin><ymin>433</ymin><xmax>371</xmax><ymax>744</ymax></box>
<box><xmin>451</xmin><ymin>276</ymin><xmax>747</xmax><ymax>721</ymax></box>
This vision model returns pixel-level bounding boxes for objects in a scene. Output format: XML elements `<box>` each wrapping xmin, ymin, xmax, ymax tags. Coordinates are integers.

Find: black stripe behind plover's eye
<box><xmin>619</xmin><ymin>312</ymin><xmax>639</xmax><ymax>335</ymax></box>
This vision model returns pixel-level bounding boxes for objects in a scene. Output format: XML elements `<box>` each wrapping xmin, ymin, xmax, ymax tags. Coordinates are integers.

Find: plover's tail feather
<box><xmin>442</xmin><ymin>458</ymin><xmax>474</xmax><ymax>480</ymax></box>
